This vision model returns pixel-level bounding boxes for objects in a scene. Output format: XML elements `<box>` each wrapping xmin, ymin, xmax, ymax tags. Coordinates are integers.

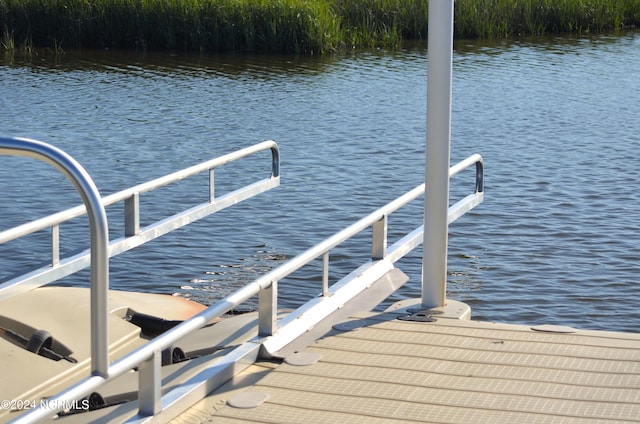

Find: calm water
<box><xmin>1</xmin><ymin>31</ymin><xmax>639</xmax><ymax>332</ymax></box>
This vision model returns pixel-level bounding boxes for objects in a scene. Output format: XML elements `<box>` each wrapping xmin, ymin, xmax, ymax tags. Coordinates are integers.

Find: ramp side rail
<box><xmin>3</xmin><ymin>137</ymin><xmax>482</xmax><ymax>423</ymax></box>
<box><xmin>0</xmin><ymin>138</ymin><xmax>280</xmax><ymax>300</ymax></box>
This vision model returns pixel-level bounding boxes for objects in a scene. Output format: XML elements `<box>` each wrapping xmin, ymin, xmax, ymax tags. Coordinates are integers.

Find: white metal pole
<box><xmin>422</xmin><ymin>0</ymin><xmax>454</xmax><ymax>308</ymax></box>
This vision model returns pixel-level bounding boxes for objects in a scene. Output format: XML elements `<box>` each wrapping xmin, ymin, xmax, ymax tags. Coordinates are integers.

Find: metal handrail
<box><xmin>258</xmin><ymin>153</ymin><xmax>484</xmax><ymax>347</ymax></box>
<box><xmin>0</xmin><ymin>141</ymin><xmax>279</xmax><ymax>243</ymax></box>
<box><xmin>7</xmin><ymin>145</ymin><xmax>482</xmax><ymax>423</ymax></box>
<box><xmin>0</xmin><ymin>136</ymin><xmax>111</xmax><ymax>377</ymax></box>
<box><xmin>0</xmin><ymin>139</ymin><xmax>280</xmax><ymax>299</ymax></box>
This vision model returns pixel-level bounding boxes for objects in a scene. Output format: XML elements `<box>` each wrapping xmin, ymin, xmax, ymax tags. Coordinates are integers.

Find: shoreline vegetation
<box><xmin>1</xmin><ymin>0</ymin><xmax>639</xmax><ymax>55</ymax></box>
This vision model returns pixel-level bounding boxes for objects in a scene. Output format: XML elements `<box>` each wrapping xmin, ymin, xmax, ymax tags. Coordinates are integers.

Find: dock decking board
<box><xmin>179</xmin><ymin>313</ymin><xmax>640</xmax><ymax>423</ymax></box>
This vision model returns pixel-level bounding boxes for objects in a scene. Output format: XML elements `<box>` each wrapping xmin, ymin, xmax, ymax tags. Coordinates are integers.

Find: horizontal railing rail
<box><xmin>0</xmin><ymin>139</ymin><xmax>280</xmax><ymax>300</ymax></box>
<box><xmin>7</xmin><ymin>145</ymin><xmax>482</xmax><ymax>424</ymax></box>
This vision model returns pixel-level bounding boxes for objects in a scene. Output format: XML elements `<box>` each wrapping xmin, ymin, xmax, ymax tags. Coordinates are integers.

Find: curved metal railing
<box><xmin>0</xmin><ymin>136</ymin><xmax>112</xmax><ymax>377</ymax></box>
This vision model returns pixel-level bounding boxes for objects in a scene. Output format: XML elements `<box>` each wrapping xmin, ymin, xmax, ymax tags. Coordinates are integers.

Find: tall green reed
<box><xmin>0</xmin><ymin>0</ymin><xmax>342</xmax><ymax>54</ymax></box>
<box><xmin>1</xmin><ymin>0</ymin><xmax>639</xmax><ymax>54</ymax></box>
<box><xmin>454</xmin><ymin>0</ymin><xmax>640</xmax><ymax>38</ymax></box>
<box><xmin>330</xmin><ymin>0</ymin><xmax>428</xmax><ymax>48</ymax></box>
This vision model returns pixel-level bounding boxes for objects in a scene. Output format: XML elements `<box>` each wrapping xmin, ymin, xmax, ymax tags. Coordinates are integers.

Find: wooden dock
<box><xmin>174</xmin><ymin>309</ymin><xmax>640</xmax><ymax>423</ymax></box>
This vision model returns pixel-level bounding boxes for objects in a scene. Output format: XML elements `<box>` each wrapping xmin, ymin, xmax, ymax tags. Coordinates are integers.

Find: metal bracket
<box><xmin>397</xmin><ymin>310</ymin><xmax>437</xmax><ymax>322</ymax></box>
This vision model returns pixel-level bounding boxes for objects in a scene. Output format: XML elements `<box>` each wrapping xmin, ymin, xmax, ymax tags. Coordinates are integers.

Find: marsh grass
<box><xmin>1</xmin><ymin>0</ymin><xmax>638</xmax><ymax>54</ymax></box>
<box><xmin>454</xmin><ymin>0</ymin><xmax>640</xmax><ymax>38</ymax></box>
<box><xmin>330</xmin><ymin>0</ymin><xmax>429</xmax><ymax>48</ymax></box>
<box><xmin>0</xmin><ymin>0</ymin><xmax>342</xmax><ymax>53</ymax></box>
<box><xmin>2</xmin><ymin>25</ymin><xmax>36</xmax><ymax>57</ymax></box>
<box><xmin>1</xmin><ymin>28</ymin><xmax>14</xmax><ymax>50</ymax></box>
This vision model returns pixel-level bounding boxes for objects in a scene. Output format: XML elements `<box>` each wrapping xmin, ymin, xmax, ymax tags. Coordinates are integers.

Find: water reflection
<box><xmin>2</xmin><ymin>48</ymin><xmax>340</xmax><ymax>79</ymax></box>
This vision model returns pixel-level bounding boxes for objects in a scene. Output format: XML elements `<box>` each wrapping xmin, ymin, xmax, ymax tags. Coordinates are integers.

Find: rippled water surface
<box><xmin>1</xmin><ymin>31</ymin><xmax>639</xmax><ymax>332</ymax></box>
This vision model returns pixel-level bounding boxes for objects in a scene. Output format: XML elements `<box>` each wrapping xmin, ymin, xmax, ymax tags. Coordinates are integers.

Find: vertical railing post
<box><xmin>138</xmin><ymin>350</ymin><xmax>162</xmax><ymax>416</ymax></box>
<box><xmin>258</xmin><ymin>280</ymin><xmax>278</xmax><ymax>337</ymax></box>
<box><xmin>125</xmin><ymin>193</ymin><xmax>140</xmax><ymax>237</ymax></box>
<box><xmin>209</xmin><ymin>169</ymin><xmax>215</xmax><ymax>201</ymax></box>
<box><xmin>322</xmin><ymin>252</ymin><xmax>330</xmax><ymax>297</ymax></box>
<box><xmin>422</xmin><ymin>0</ymin><xmax>454</xmax><ymax>308</ymax></box>
<box><xmin>51</xmin><ymin>224</ymin><xmax>60</xmax><ymax>266</ymax></box>
<box><xmin>372</xmin><ymin>215</ymin><xmax>388</xmax><ymax>260</ymax></box>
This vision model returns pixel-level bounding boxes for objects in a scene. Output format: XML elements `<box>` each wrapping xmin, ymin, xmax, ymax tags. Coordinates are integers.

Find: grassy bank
<box><xmin>454</xmin><ymin>0</ymin><xmax>640</xmax><ymax>38</ymax></box>
<box><xmin>1</xmin><ymin>0</ymin><xmax>638</xmax><ymax>54</ymax></box>
<box><xmin>0</xmin><ymin>0</ymin><xmax>341</xmax><ymax>54</ymax></box>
